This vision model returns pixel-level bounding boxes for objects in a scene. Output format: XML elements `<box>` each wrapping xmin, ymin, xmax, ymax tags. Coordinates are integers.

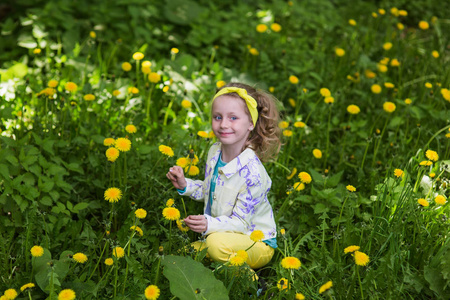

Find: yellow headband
<box><xmin>213</xmin><ymin>87</ymin><xmax>258</xmax><ymax>126</ymax></box>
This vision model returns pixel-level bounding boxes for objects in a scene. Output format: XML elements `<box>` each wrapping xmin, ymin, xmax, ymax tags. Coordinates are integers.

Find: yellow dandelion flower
<box><xmin>113</xmin><ymin>246</ymin><xmax>125</xmax><ymax>259</ymax></box>
<box><xmin>281</xmin><ymin>256</ymin><xmax>301</xmax><ymax>269</ymax></box>
<box><xmin>335</xmin><ymin>48</ymin><xmax>345</xmax><ymax>57</ymax></box>
<box><xmin>144</xmin><ymin>285</ymin><xmax>160</xmax><ymax>300</ymax></box>
<box><xmin>378</xmin><ymin>8</ymin><xmax>385</xmax><ymax>14</ymax></box>
<box><xmin>283</xmin><ymin>130</ymin><xmax>293</xmax><ymax>137</ymax></box>
<box><xmin>37</xmin><ymin>87</ymin><xmax>56</xmax><ymax>97</ymax></box>
<box><xmin>159</xmin><ymin>145</ymin><xmax>174</xmax><ymax>157</ymax></box>
<box><xmin>320</xmin><ymin>88</ymin><xmax>331</xmax><ymax>97</ymax></box>
<box><xmin>324</xmin><ymin>96</ymin><xmax>334</xmax><ymax>104</ymax></box>
<box><xmin>346</xmin><ymin>185</ymin><xmax>356</xmax><ymax>192</ymax></box>
<box><xmin>295</xmin><ymin>293</ymin><xmax>305</xmax><ymax>300</ymax></box>
<box><xmin>278</xmin><ymin>121</ymin><xmax>289</xmax><ymax>129</ymax></box>
<box><xmin>435</xmin><ymin>195</ymin><xmax>447</xmax><ymax>205</ymax></box>
<box><xmin>344</xmin><ymin>245</ymin><xmax>360</xmax><ymax>253</ymax></box>
<box><xmin>166</xmin><ymin>198</ymin><xmax>175</xmax><ymax>207</ymax></box>
<box><xmin>216</xmin><ymin>80</ymin><xmax>226</xmax><ymax>88</ymax></box>
<box><xmin>58</xmin><ymin>289</ymin><xmax>76</xmax><ymax>300</ymax></box>
<box><xmin>390</xmin><ymin>7</ymin><xmax>399</xmax><ymax>16</ymax></box>
<box><xmin>89</xmin><ymin>31</ymin><xmax>96</xmax><ymax>38</ymax></box>
<box><xmin>130</xmin><ymin>225</ymin><xmax>144</xmax><ymax>236</ymax></box>
<box><xmin>426</xmin><ymin>150</ymin><xmax>439</xmax><ymax>162</ymax></box>
<box><xmin>429</xmin><ymin>172</ymin><xmax>436</xmax><ymax>178</ymax></box>
<box><xmin>397</xmin><ymin>23</ymin><xmax>404</xmax><ymax>30</ymax></box>
<box><xmin>112</xmin><ymin>90</ymin><xmax>121</xmax><ymax>96</ymax></box>
<box><xmin>417</xmin><ymin>198</ymin><xmax>429</xmax><ymax>207</ymax></box>
<box><xmin>287</xmin><ymin>167</ymin><xmax>297</xmax><ymax>180</ymax></box>
<box><xmin>4</xmin><ymin>289</ymin><xmax>17</xmax><ymax>300</ymax></box>
<box><xmin>298</xmin><ymin>172</ymin><xmax>312</xmax><ymax>184</ymax></box>
<box><xmin>135</xmin><ymin>208</ymin><xmax>147</xmax><ymax>219</ymax></box>
<box><xmin>115</xmin><ymin>137</ymin><xmax>131</xmax><ymax>152</ymax></box>
<box><xmin>65</xmin><ymin>82</ymin><xmax>78</xmax><ymax>93</ymax></box>
<box><xmin>313</xmin><ymin>149</ymin><xmax>322</xmax><ymax>159</ymax></box>
<box><xmin>280</xmin><ymin>228</ymin><xmax>286</xmax><ymax>235</ymax></box>
<box><xmin>128</xmin><ymin>87</ymin><xmax>139</xmax><ymax>94</ymax></box>
<box><xmin>399</xmin><ymin>9</ymin><xmax>407</xmax><ymax>16</ymax></box>
<box><xmin>177</xmin><ymin>219</ymin><xmax>189</xmax><ymax>232</ymax></box>
<box><xmin>354</xmin><ymin>251</ymin><xmax>370</xmax><ymax>266</ymax></box>
<box><xmin>106</xmin><ymin>147</ymin><xmax>120</xmax><ymax>162</ymax></box>
<box><xmin>293</xmin><ymin>182</ymin><xmax>305</xmax><ymax>191</ymax></box>
<box><xmin>104</xmin><ymin>187</ymin><xmax>122</xmax><ymax>203</ymax></box>
<box><xmin>185</xmin><ymin>165</ymin><xmax>200</xmax><ymax>176</ymax></box>
<box><xmin>122</xmin><ymin>62</ymin><xmax>132</xmax><ymax>72</ymax></box>
<box><xmin>294</xmin><ymin>121</ymin><xmax>306</xmax><ymax>128</ymax></box>
<box><xmin>162</xmin><ymin>207</ymin><xmax>180</xmax><ymax>221</ymax></box>
<box><xmin>149</xmin><ymin>72</ymin><xmax>161</xmax><ymax>83</ymax></box>
<box><xmin>347</xmin><ymin>104</ymin><xmax>360</xmax><ymax>114</ymax></box>
<box><xmin>162</xmin><ymin>86</ymin><xmax>169</xmax><ymax>93</ymax></box>
<box><xmin>269</xmin><ymin>86</ymin><xmax>275</xmax><ymax>92</ymax></box>
<box><xmin>271</xmin><ymin>23</ymin><xmax>282</xmax><ymax>32</ymax></box>
<box><xmin>256</xmin><ymin>24</ymin><xmax>268</xmax><ymax>33</ymax></box>
<box><xmin>289</xmin><ymin>75</ymin><xmax>299</xmax><ymax>84</ymax></box>
<box><xmin>319</xmin><ymin>281</ymin><xmax>333</xmax><ymax>294</ymax></box>
<box><xmin>380</xmin><ymin>57</ymin><xmax>390</xmax><ymax>65</ymax></box>
<box><xmin>105</xmin><ymin>258</ymin><xmax>114</xmax><ymax>266</ymax></box>
<box><xmin>364</xmin><ymin>70</ymin><xmax>376</xmax><ymax>79</ymax></box>
<box><xmin>394</xmin><ymin>169</ymin><xmax>404</xmax><ymax>178</ymax></box>
<box><xmin>20</xmin><ymin>283</ymin><xmax>35</xmax><ymax>292</ymax></box>
<box><xmin>383</xmin><ymin>42</ymin><xmax>393</xmax><ymax>50</ymax></box>
<box><xmin>176</xmin><ymin>157</ymin><xmax>189</xmax><ymax>168</ymax></box>
<box><xmin>348</xmin><ymin>19</ymin><xmax>356</xmax><ymax>26</ymax></box>
<box><xmin>249</xmin><ymin>48</ymin><xmax>259</xmax><ymax>56</ymax></box>
<box><xmin>197</xmin><ymin>131</ymin><xmax>209</xmax><ymax>138</ymax></box>
<box><xmin>48</xmin><ymin>79</ymin><xmax>58</xmax><ymax>88</ymax></box>
<box><xmin>432</xmin><ymin>50</ymin><xmax>439</xmax><ymax>58</ymax></box>
<box><xmin>383</xmin><ymin>102</ymin><xmax>396</xmax><ymax>113</ymax></box>
<box><xmin>419</xmin><ymin>160</ymin><xmax>433</xmax><ymax>166</ymax></box>
<box><xmin>425</xmin><ymin>82</ymin><xmax>433</xmax><ymax>89</ymax></box>
<box><xmin>289</xmin><ymin>98</ymin><xmax>296</xmax><ymax>107</ymax></box>
<box><xmin>250</xmin><ymin>230</ymin><xmax>264</xmax><ymax>242</ymax></box>
<box><xmin>277</xmin><ymin>278</ymin><xmax>290</xmax><ymax>291</ymax></box>
<box><xmin>33</xmin><ymin>48</ymin><xmax>41</xmax><ymax>54</ymax></box>
<box><xmin>229</xmin><ymin>254</ymin><xmax>246</xmax><ymax>266</ymax></box>
<box><xmin>170</xmin><ymin>48</ymin><xmax>179</xmax><ymax>54</ymax></box>
<box><xmin>181</xmin><ymin>99</ymin><xmax>192</xmax><ymax>109</ymax></box>
<box><xmin>371</xmin><ymin>84</ymin><xmax>382</xmax><ymax>94</ymax></box>
<box><xmin>419</xmin><ymin>20</ymin><xmax>429</xmax><ymax>30</ymax></box>
<box><xmin>83</xmin><ymin>94</ymin><xmax>95</xmax><ymax>101</ymax></box>
<box><xmin>372</xmin><ymin>12</ymin><xmax>378</xmax><ymax>18</ymax></box>
<box><xmin>142</xmin><ymin>60</ymin><xmax>152</xmax><ymax>68</ymax></box>
<box><xmin>384</xmin><ymin>82</ymin><xmax>394</xmax><ymax>89</ymax></box>
<box><xmin>125</xmin><ymin>125</ymin><xmax>137</xmax><ymax>134</ymax></box>
<box><xmin>378</xmin><ymin>64</ymin><xmax>388</xmax><ymax>73</ymax></box>
<box><xmin>30</xmin><ymin>245</ymin><xmax>44</xmax><ymax>257</ymax></box>
<box><xmin>441</xmin><ymin>88</ymin><xmax>450</xmax><ymax>101</ymax></box>
<box><xmin>405</xmin><ymin>98</ymin><xmax>412</xmax><ymax>105</ymax></box>
<box><xmin>133</xmin><ymin>52</ymin><xmax>144</xmax><ymax>60</ymax></box>
<box><xmin>390</xmin><ymin>58</ymin><xmax>400</xmax><ymax>67</ymax></box>
<box><xmin>73</xmin><ymin>252</ymin><xmax>88</xmax><ymax>263</ymax></box>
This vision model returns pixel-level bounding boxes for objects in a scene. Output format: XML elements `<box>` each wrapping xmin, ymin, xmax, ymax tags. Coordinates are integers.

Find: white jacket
<box><xmin>180</xmin><ymin>142</ymin><xmax>277</xmax><ymax>240</ymax></box>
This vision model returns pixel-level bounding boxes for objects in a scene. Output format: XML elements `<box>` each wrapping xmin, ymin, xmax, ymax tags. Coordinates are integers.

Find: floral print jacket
<box><xmin>180</xmin><ymin>142</ymin><xmax>277</xmax><ymax>239</ymax></box>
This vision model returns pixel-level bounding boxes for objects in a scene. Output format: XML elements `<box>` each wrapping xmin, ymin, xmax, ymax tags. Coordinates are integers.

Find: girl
<box><xmin>166</xmin><ymin>82</ymin><xmax>281</xmax><ymax>270</ymax></box>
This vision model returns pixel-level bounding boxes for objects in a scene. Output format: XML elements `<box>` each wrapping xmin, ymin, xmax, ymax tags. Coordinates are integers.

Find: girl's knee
<box><xmin>205</xmin><ymin>234</ymin><xmax>232</xmax><ymax>262</ymax></box>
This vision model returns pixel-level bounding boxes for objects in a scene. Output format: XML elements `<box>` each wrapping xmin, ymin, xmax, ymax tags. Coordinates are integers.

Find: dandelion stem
<box><xmin>356</xmin><ymin>266</ymin><xmax>364</xmax><ymax>299</ymax></box>
<box><xmin>88</xmin><ymin>241</ymin><xmax>108</xmax><ymax>281</ymax></box>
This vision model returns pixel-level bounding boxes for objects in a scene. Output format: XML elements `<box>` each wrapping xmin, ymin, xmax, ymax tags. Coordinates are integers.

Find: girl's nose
<box><xmin>220</xmin><ymin>119</ymin><xmax>229</xmax><ymax>128</ymax></box>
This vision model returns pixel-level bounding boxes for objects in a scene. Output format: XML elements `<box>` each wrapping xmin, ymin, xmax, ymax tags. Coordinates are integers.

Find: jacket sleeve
<box><xmin>180</xmin><ymin>178</ymin><xmax>205</xmax><ymax>202</ymax></box>
<box><xmin>204</xmin><ymin>177</ymin><xmax>271</xmax><ymax>236</ymax></box>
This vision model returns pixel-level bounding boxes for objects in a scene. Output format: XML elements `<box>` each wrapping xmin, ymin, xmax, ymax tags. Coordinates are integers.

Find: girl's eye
<box><xmin>230</xmin><ymin>116</ymin><xmax>237</xmax><ymax>120</ymax></box>
<box><xmin>214</xmin><ymin>116</ymin><xmax>222</xmax><ymax>120</ymax></box>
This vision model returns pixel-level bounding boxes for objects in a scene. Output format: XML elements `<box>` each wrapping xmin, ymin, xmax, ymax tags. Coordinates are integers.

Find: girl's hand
<box><xmin>184</xmin><ymin>215</ymin><xmax>208</xmax><ymax>233</ymax></box>
<box><xmin>166</xmin><ymin>166</ymin><xmax>187</xmax><ymax>190</ymax></box>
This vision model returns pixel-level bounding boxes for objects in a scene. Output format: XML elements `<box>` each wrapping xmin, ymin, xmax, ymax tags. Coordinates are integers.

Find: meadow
<box><xmin>0</xmin><ymin>0</ymin><xmax>449</xmax><ymax>299</ymax></box>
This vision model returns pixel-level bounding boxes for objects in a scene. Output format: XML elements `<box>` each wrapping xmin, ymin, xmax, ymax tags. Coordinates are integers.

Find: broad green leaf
<box><xmin>73</xmin><ymin>202</ymin><xmax>89</xmax><ymax>211</ymax></box>
<box><xmin>138</xmin><ymin>145</ymin><xmax>153</xmax><ymax>155</ymax></box>
<box><xmin>40</xmin><ymin>196</ymin><xmax>53</xmax><ymax>206</ymax></box>
<box><xmin>162</xmin><ymin>255</ymin><xmax>228</xmax><ymax>300</ymax></box>
<box><xmin>0</xmin><ymin>163</ymin><xmax>10</xmax><ymax>180</ymax></box>
<box><xmin>325</xmin><ymin>170</ymin><xmax>344</xmax><ymax>188</ymax></box>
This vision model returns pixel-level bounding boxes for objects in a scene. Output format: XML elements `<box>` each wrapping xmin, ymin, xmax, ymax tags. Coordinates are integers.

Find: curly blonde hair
<box><xmin>214</xmin><ymin>82</ymin><xmax>281</xmax><ymax>162</ymax></box>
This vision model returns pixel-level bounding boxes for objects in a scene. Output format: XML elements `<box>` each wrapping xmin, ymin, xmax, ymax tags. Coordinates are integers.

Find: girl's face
<box><xmin>212</xmin><ymin>95</ymin><xmax>254</xmax><ymax>153</ymax></box>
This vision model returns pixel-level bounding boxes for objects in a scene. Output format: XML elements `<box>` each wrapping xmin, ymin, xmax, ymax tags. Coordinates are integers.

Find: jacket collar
<box><xmin>208</xmin><ymin>143</ymin><xmax>258</xmax><ymax>179</ymax></box>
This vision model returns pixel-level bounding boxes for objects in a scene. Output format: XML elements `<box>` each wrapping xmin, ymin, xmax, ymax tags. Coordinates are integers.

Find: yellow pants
<box><xmin>191</xmin><ymin>232</ymin><xmax>274</xmax><ymax>269</ymax></box>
